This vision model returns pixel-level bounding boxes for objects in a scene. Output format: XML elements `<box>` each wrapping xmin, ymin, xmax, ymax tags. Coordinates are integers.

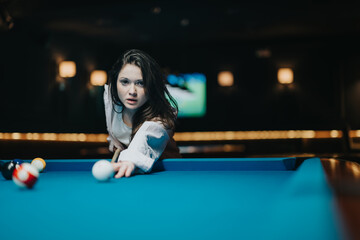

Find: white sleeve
<box><xmin>103</xmin><ymin>84</ymin><xmax>123</xmax><ymax>152</ymax></box>
<box><xmin>118</xmin><ymin>121</ymin><xmax>170</xmax><ymax>172</ymax></box>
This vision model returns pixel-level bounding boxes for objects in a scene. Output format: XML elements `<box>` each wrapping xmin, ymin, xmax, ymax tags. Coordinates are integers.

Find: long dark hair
<box><xmin>108</xmin><ymin>49</ymin><xmax>178</xmax><ymax>140</ymax></box>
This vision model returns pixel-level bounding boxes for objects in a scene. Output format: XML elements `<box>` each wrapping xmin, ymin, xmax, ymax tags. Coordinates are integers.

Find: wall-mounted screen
<box><xmin>166</xmin><ymin>73</ymin><xmax>206</xmax><ymax>118</ymax></box>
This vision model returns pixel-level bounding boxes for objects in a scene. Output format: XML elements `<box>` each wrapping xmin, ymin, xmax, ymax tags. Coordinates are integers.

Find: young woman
<box><xmin>104</xmin><ymin>49</ymin><xmax>181</xmax><ymax>178</ymax></box>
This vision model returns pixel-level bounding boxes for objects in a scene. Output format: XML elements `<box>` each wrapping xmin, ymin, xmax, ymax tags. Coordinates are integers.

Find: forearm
<box><xmin>117</xmin><ymin>121</ymin><xmax>170</xmax><ymax>172</ymax></box>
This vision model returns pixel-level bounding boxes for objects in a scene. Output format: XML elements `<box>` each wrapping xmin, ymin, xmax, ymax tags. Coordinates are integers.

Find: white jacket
<box><xmin>103</xmin><ymin>84</ymin><xmax>173</xmax><ymax>172</ymax></box>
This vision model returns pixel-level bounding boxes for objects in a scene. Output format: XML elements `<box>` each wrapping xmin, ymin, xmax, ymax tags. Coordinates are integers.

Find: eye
<box><xmin>119</xmin><ymin>79</ymin><xmax>129</xmax><ymax>86</ymax></box>
<box><xmin>135</xmin><ymin>80</ymin><xmax>144</xmax><ymax>87</ymax></box>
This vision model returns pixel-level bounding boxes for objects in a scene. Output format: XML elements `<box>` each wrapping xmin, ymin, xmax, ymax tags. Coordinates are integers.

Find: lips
<box><xmin>126</xmin><ymin>98</ymin><xmax>137</xmax><ymax>104</ymax></box>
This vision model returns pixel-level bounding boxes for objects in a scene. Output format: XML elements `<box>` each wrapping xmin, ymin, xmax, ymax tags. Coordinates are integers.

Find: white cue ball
<box><xmin>92</xmin><ymin>160</ymin><xmax>114</xmax><ymax>181</ymax></box>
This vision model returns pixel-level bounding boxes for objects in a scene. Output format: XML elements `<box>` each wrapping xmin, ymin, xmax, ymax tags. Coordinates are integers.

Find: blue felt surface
<box><xmin>264</xmin><ymin>158</ymin><xmax>343</xmax><ymax>240</ymax></box>
<box><xmin>0</xmin><ymin>158</ymin><xmax>343</xmax><ymax>240</ymax></box>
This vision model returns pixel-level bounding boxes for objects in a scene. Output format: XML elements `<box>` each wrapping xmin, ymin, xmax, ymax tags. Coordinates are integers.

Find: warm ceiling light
<box><xmin>59</xmin><ymin>61</ymin><xmax>76</xmax><ymax>78</ymax></box>
<box><xmin>255</xmin><ymin>49</ymin><xmax>271</xmax><ymax>58</ymax></box>
<box><xmin>90</xmin><ymin>70</ymin><xmax>107</xmax><ymax>86</ymax></box>
<box><xmin>277</xmin><ymin>68</ymin><xmax>293</xmax><ymax>84</ymax></box>
<box><xmin>218</xmin><ymin>71</ymin><xmax>234</xmax><ymax>87</ymax></box>
<box><xmin>152</xmin><ymin>7</ymin><xmax>161</xmax><ymax>14</ymax></box>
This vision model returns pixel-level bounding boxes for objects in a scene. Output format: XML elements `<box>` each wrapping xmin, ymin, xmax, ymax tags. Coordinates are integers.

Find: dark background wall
<box><xmin>1</xmin><ymin>0</ymin><xmax>360</xmax><ymax>134</ymax></box>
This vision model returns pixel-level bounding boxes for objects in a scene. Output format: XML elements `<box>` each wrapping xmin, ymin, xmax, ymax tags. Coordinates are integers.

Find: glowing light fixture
<box><xmin>277</xmin><ymin>68</ymin><xmax>293</xmax><ymax>84</ymax></box>
<box><xmin>90</xmin><ymin>70</ymin><xmax>107</xmax><ymax>86</ymax></box>
<box><xmin>59</xmin><ymin>61</ymin><xmax>76</xmax><ymax>78</ymax></box>
<box><xmin>330</xmin><ymin>130</ymin><xmax>340</xmax><ymax>138</ymax></box>
<box><xmin>180</xmin><ymin>18</ymin><xmax>189</xmax><ymax>26</ymax></box>
<box><xmin>356</xmin><ymin>130</ymin><xmax>360</xmax><ymax>137</ymax></box>
<box><xmin>218</xmin><ymin>71</ymin><xmax>234</xmax><ymax>87</ymax></box>
<box><xmin>151</xmin><ymin>7</ymin><xmax>161</xmax><ymax>14</ymax></box>
<box><xmin>255</xmin><ymin>49</ymin><xmax>271</xmax><ymax>58</ymax></box>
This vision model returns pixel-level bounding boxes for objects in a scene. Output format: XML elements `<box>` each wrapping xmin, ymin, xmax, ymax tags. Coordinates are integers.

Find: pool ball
<box><xmin>1</xmin><ymin>161</ymin><xmax>20</xmax><ymax>180</ymax></box>
<box><xmin>12</xmin><ymin>163</ymin><xmax>39</xmax><ymax>188</ymax></box>
<box><xmin>92</xmin><ymin>160</ymin><xmax>114</xmax><ymax>181</ymax></box>
<box><xmin>31</xmin><ymin>157</ymin><xmax>46</xmax><ymax>172</ymax></box>
<box><xmin>13</xmin><ymin>159</ymin><xmax>23</xmax><ymax>165</ymax></box>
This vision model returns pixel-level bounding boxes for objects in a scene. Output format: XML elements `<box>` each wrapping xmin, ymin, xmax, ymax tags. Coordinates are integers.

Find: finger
<box><xmin>125</xmin><ymin>165</ymin><xmax>134</xmax><ymax>177</ymax></box>
<box><xmin>112</xmin><ymin>162</ymin><xmax>122</xmax><ymax>172</ymax></box>
<box><xmin>115</xmin><ymin>165</ymin><xmax>127</xmax><ymax>178</ymax></box>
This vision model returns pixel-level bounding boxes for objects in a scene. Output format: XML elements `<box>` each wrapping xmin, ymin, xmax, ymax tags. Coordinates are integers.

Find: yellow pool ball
<box><xmin>31</xmin><ymin>157</ymin><xmax>46</xmax><ymax>172</ymax></box>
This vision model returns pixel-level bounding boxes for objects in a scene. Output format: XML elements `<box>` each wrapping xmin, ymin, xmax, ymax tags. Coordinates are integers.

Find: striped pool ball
<box><xmin>12</xmin><ymin>163</ymin><xmax>39</xmax><ymax>188</ymax></box>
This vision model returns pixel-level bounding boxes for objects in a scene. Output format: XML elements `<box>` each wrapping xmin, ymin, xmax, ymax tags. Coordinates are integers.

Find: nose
<box><xmin>129</xmin><ymin>83</ymin><xmax>137</xmax><ymax>96</ymax></box>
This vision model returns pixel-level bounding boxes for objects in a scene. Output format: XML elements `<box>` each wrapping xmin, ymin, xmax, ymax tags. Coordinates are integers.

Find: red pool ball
<box><xmin>12</xmin><ymin>163</ymin><xmax>39</xmax><ymax>188</ymax></box>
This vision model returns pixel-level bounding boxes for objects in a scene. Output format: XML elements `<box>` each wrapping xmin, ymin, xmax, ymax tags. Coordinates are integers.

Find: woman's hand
<box><xmin>112</xmin><ymin>161</ymin><xmax>135</xmax><ymax>178</ymax></box>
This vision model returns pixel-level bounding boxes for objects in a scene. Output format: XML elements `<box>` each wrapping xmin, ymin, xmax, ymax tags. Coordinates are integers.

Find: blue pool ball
<box><xmin>13</xmin><ymin>159</ymin><xmax>23</xmax><ymax>165</ymax></box>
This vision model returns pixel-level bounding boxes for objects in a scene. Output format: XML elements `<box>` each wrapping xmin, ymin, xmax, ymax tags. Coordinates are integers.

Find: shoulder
<box><xmin>141</xmin><ymin>120</ymin><xmax>174</xmax><ymax>137</ymax></box>
<box><xmin>147</xmin><ymin>107</ymin><xmax>177</xmax><ymax>128</ymax></box>
<box><xmin>138</xmin><ymin>121</ymin><xmax>173</xmax><ymax>139</ymax></box>
<box><xmin>146</xmin><ymin>117</ymin><xmax>172</xmax><ymax>130</ymax></box>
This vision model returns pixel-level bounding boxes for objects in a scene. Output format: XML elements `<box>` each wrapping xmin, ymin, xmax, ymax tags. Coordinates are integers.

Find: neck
<box><xmin>122</xmin><ymin>108</ymin><xmax>136</xmax><ymax>127</ymax></box>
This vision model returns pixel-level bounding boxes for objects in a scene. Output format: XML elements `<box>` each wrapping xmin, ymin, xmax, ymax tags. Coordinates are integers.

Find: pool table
<box><xmin>0</xmin><ymin>157</ymin><xmax>348</xmax><ymax>240</ymax></box>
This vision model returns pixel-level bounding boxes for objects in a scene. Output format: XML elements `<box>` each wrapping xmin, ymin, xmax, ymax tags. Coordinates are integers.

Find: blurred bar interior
<box><xmin>1</xmin><ymin>0</ymin><xmax>360</xmax><ymax>159</ymax></box>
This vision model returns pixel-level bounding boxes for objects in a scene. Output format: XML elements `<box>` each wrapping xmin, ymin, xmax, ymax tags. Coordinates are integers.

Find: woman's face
<box><xmin>117</xmin><ymin>64</ymin><xmax>148</xmax><ymax>112</ymax></box>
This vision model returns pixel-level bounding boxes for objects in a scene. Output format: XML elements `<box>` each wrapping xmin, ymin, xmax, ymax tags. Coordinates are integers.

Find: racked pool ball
<box><xmin>13</xmin><ymin>159</ymin><xmax>23</xmax><ymax>165</ymax></box>
<box><xmin>92</xmin><ymin>160</ymin><xmax>114</xmax><ymax>181</ymax></box>
<box><xmin>1</xmin><ymin>160</ymin><xmax>21</xmax><ymax>180</ymax></box>
<box><xmin>12</xmin><ymin>163</ymin><xmax>39</xmax><ymax>188</ymax></box>
<box><xmin>31</xmin><ymin>157</ymin><xmax>46</xmax><ymax>172</ymax></box>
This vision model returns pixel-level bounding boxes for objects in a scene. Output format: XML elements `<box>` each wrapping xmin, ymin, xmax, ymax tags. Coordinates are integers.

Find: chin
<box><xmin>124</xmin><ymin>104</ymin><xmax>139</xmax><ymax>110</ymax></box>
